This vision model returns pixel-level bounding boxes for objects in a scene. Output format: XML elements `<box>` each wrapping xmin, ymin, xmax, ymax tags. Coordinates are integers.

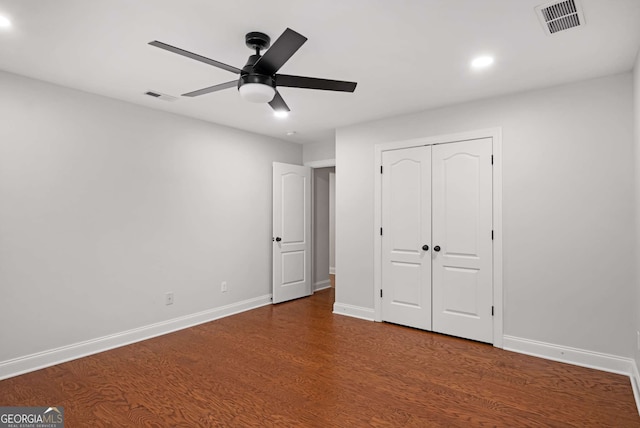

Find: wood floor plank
<box><xmin>1</xmin><ymin>288</ymin><xmax>638</xmax><ymax>427</ymax></box>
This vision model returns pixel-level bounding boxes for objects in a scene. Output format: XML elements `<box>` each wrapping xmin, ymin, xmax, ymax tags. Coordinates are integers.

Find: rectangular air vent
<box><xmin>144</xmin><ymin>91</ymin><xmax>178</xmax><ymax>102</ymax></box>
<box><xmin>535</xmin><ymin>0</ymin><xmax>585</xmax><ymax>35</ymax></box>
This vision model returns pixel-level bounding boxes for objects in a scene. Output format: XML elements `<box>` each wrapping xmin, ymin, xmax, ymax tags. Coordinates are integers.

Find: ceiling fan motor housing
<box><xmin>238</xmin><ymin>73</ymin><xmax>275</xmax><ymax>89</ymax></box>
<box><xmin>238</xmin><ymin>52</ymin><xmax>276</xmax><ymax>102</ymax></box>
<box><xmin>238</xmin><ymin>52</ymin><xmax>276</xmax><ymax>94</ymax></box>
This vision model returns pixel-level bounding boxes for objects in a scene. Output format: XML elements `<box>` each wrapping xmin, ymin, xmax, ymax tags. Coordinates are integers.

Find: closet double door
<box><xmin>381</xmin><ymin>138</ymin><xmax>493</xmax><ymax>343</ymax></box>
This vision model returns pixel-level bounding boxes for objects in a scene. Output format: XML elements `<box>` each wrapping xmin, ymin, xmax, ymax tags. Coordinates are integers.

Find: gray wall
<box><xmin>303</xmin><ymin>140</ymin><xmax>335</xmax><ymax>164</ymax></box>
<box><xmin>0</xmin><ymin>70</ymin><xmax>302</xmax><ymax>363</ymax></box>
<box><xmin>336</xmin><ymin>73</ymin><xmax>635</xmax><ymax>358</ymax></box>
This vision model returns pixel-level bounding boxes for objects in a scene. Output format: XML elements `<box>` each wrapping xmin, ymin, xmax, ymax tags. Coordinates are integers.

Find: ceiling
<box><xmin>0</xmin><ymin>0</ymin><xmax>639</xmax><ymax>144</ymax></box>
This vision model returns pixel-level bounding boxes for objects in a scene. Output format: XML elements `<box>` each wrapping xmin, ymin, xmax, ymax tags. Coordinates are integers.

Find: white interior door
<box><xmin>381</xmin><ymin>147</ymin><xmax>432</xmax><ymax>330</ymax></box>
<box><xmin>272</xmin><ymin>162</ymin><xmax>311</xmax><ymax>304</ymax></box>
<box><xmin>432</xmin><ymin>138</ymin><xmax>493</xmax><ymax>343</ymax></box>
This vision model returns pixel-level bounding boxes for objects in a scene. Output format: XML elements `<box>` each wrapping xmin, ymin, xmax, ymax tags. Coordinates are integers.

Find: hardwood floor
<box><xmin>1</xmin><ymin>288</ymin><xmax>638</xmax><ymax>427</ymax></box>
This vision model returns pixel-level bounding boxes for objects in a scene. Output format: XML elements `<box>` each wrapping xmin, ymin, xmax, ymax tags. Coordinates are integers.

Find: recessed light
<box><xmin>471</xmin><ymin>56</ymin><xmax>494</xmax><ymax>69</ymax></box>
<box><xmin>0</xmin><ymin>15</ymin><xmax>11</xmax><ymax>28</ymax></box>
<box><xmin>273</xmin><ymin>110</ymin><xmax>289</xmax><ymax>119</ymax></box>
<box><xmin>286</xmin><ymin>131</ymin><xmax>297</xmax><ymax>136</ymax></box>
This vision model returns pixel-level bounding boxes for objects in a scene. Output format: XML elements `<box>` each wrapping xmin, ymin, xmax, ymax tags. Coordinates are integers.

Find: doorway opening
<box><xmin>272</xmin><ymin>159</ymin><xmax>336</xmax><ymax>304</ymax></box>
<box><xmin>311</xmin><ymin>166</ymin><xmax>335</xmax><ymax>292</ymax></box>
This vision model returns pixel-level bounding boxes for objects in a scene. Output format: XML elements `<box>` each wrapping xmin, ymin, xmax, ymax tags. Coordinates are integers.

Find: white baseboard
<box><xmin>329</xmin><ymin>267</ymin><xmax>335</xmax><ymax>275</ymax></box>
<box><xmin>333</xmin><ymin>302</ymin><xmax>375</xmax><ymax>321</ymax></box>
<box><xmin>0</xmin><ymin>294</ymin><xmax>272</xmax><ymax>381</ymax></box>
<box><xmin>503</xmin><ymin>335</ymin><xmax>635</xmax><ymax>376</ymax></box>
<box><xmin>313</xmin><ymin>280</ymin><xmax>331</xmax><ymax>292</ymax></box>
<box><xmin>631</xmin><ymin>359</ymin><xmax>640</xmax><ymax>415</ymax></box>
<box><xmin>504</xmin><ymin>335</ymin><xmax>640</xmax><ymax>415</ymax></box>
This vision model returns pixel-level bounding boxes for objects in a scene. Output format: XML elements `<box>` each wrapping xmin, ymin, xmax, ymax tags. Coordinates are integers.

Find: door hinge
<box><xmin>491</xmin><ymin>306</ymin><xmax>494</xmax><ymax>316</ymax></box>
<box><xmin>491</xmin><ymin>155</ymin><xmax>494</xmax><ymax>165</ymax></box>
<box><xmin>380</xmin><ymin>289</ymin><xmax>383</xmax><ymax>298</ymax></box>
<box><xmin>380</xmin><ymin>165</ymin><xmax>383</xmax><ymax>174</ymax></box>
<box><xmin>380</xmin><ymin>227</ymin><xmax>383</xmax><ymax>236</ymax></box>
<box><xmin>491</xmin><ymin>230</ymin><xmax>494</xmax><ymax>240</ymax></box>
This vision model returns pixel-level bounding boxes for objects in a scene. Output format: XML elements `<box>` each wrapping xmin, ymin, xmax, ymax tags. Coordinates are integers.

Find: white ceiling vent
<box><xmin>144</xmin><ymin>91</ymin><xmax>178</xmax><ymax>102</ymax></box>
<box><xmin>535</xmin><ymin>0</ymin><xmax>585</xmax><ymax>35</ymax></box>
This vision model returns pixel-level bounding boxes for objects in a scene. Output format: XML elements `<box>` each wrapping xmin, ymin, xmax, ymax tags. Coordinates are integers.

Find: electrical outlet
<box><xmin>165</xmin><ymin>292</ymin><xmax>174</xmax><ymax>305</ymax></box>
<box><xmin>221</xmin><ymin>281</ymin><xmax>228</xmax><ymax>293</ymax></box>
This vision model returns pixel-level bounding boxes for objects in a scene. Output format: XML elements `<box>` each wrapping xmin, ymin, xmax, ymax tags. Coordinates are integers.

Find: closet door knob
<box><xmin>422</xmin><ymin>245</ymin><xmax>429</xmax><ymax>251</ymax></box>
<box><xmin>433</xmin><ymin>245</ymin><xmax>441</xmax><ymax>252</ymax></box>
<box><xmin>274</xmin><ymin>237</ymin><xmax>282</xmax><ymax>242</ymax></box>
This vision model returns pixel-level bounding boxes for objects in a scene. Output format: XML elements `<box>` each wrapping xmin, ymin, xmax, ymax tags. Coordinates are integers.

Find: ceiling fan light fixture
<box><xmin>149</xmin><ymin>28</ymin><xmax>357</xmax><ymax>114</ymax></box>
<box><xmin>239</xmin><ymin>83</ymin><xmax>276</xmax><ymax>103</ymax></box>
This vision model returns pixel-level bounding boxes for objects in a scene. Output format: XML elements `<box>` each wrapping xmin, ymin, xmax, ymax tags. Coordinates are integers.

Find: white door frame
<box><xmin>373</xmin><ymin>128</ymin><xmax>504</xmax><ymax>348</ymax></box>
<box><xmin>304</xmin><ymin>158</ymin><xmax>336</xmax><ymax>294</ymax></box>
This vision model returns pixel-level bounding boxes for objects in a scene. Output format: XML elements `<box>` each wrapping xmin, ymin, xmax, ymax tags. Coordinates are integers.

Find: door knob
<box><xmin>433</xmin><ymin>245</ymin><xmax>441</xmax><ymax>252</ymax></box>
<box><xmin>422</xmin><ymin>245</ymin><xmax>429</xmax><ymax>251</ymax></box>
<box><xmin>274</xmin><ymin>237</ymin><xmax>282</xmax><ymax>242</ymax></box>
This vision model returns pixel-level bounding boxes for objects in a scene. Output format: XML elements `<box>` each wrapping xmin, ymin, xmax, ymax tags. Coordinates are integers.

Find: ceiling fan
<box><xmin>149</xmin><ymin>28</ymin><xmax>357</xmax><ymax>113</ymax></box>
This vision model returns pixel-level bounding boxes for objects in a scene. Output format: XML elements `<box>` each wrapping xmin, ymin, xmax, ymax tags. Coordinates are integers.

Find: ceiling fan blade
<box><xmin>253</xmin><ymin>28</ymin><xmax>307</xmax><ymax>75</ymax></box>
<box><xmin>182</xmin><ymin>80</ymin><xmax>238</xmax><ymax>97</ymax></box>
<box><xmin>276</xmin><ymin>74</ymin><xmax>357</xmax><ymax>92</ymax></box>
<box><xmin>149</xmin><ymin>41</ymin><xmax>242</xmax><ymax>74</ymax></box>
<box><xmin>269</xmin><ymin>90</ymin><xmax>290</xmax><ymax>112</ymax></box>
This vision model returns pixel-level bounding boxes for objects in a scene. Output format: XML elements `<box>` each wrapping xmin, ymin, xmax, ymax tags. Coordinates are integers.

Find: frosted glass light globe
<box><xmin>239</xmin><ymin>83</ymin><xmax>276</xmax><ymax>103</ymax></box>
